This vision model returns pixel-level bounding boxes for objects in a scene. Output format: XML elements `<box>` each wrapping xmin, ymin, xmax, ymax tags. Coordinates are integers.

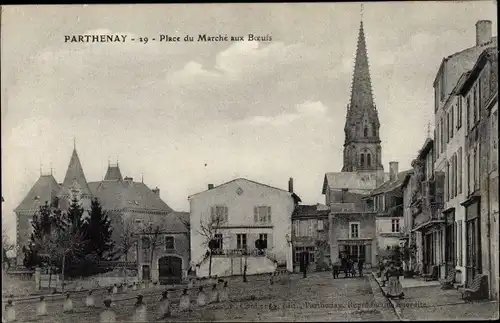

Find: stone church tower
<box><xmin>342</xmin><ymin>18</ymin><xmax>384</xmax><ymax>178</ymax></box>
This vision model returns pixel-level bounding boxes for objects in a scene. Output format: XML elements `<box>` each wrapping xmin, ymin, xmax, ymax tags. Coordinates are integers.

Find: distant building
<box><xmin>291</xmin><ymin>202</ymin><xmax>330</xmax><ymax>272</ymax></box>
<box><xmin>13</xmin><ymin>147</ymin><xmax>188</xmax><ymax>283</ymax></box>
<box><xmin>188</xmin><ymin>178</ymin><xmax>300</xmax><ymax>277</ymax></box>
<box><xmin>457</xmin><ymin>46</ymin><xmax>498</xmax><ymax>300</ymax></box>
<box><xmin>323</xmin><ymin>17</ymin><xmax>391</xmax><ymax>267</ymax></box>
<box><xmin>367</xmin><ymin>162</ymin><xmax>409</xmax><ymax>253</ymax></box>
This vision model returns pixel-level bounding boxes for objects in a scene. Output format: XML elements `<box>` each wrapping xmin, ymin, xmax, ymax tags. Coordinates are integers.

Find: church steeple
<box><xmin>342</xmin><ymin>9</ymin><xmax>384</xmax><ymax>174</ymax></box>
<box><xmin>349</xmin><ymin>19</ymin><xmax>374</xmax><ymax>111</ymax></box>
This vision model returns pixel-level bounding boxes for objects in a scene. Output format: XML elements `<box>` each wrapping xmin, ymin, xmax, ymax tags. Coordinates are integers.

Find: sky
<box><xmin>1</xmin><ymin>2</ymin><xmax>497</xmax><ymax>243</ymax></box>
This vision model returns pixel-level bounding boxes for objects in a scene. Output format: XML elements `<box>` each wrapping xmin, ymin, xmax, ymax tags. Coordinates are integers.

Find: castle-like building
<box><xmin>13</xmin><ymin>146</ymin><xmax>187</xmax><ymax>276</ymax></box>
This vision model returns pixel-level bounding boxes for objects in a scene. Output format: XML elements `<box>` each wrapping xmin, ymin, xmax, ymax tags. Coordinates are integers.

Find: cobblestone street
<box><xmin>5</xmin><ymin>272</ymin><xmax>399</xmax><ymax>322</ymax></box>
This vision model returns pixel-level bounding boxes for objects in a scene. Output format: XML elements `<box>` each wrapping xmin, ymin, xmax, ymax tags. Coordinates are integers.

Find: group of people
<box><xmin>331</xmin><ymin>253</ymin><xmax>365</xmax><ymax>279</ymax></box>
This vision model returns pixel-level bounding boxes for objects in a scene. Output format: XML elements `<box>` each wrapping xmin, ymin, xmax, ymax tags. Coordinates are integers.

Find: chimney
<box><xmin>208</xmin><ymin>184</ymin><xmax>214</xmax><ymax>190</ymax></box>
<box><xmin>288</xmin><ymin>177</ymin><xmax>294</xmax><ymax>193</ymax></box>
<box><xmin>476</xmin><ymin>20</ymin><xmax>492</xmax><ymax>46</ymax></box>
<box><xmin>389</xmin><ymin>162</ymin><xmax>399</xmax><ymax>182</ymax></box>
<box><xmin>152</xmin><ymin>187</ymin><xmax>160</xmax><ymax>197</ymax></box>
<box><xmin>124</xmin><ymin>176</ymin><xmax>133</xmax><ymax>182</ymax></box>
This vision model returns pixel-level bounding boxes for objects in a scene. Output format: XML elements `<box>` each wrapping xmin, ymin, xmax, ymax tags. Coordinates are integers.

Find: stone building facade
<box><xmin>14</xmin><ymin>147</ymin><xmax>189</xmax><ymax>283</ymax></box>
<box><xmin>457</xmin><ymin>46</ymin><xmax>498</xmax><ymax>299</ymax></box>
<box><xmin>188</xmin><ymin>178</ymin><xmax>300</xmax><ymax>277</ymax></box>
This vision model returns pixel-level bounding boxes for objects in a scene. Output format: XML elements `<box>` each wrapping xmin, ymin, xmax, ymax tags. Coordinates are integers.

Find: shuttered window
<box><xmin>254</xmin><ymin>206</ymin><xmax>271</xmax><ymax>223</ymax></box>
<box><xmin>211</xmin><ymin>206</ymin><xmax>228</xmax><ymax>223</ymax></box>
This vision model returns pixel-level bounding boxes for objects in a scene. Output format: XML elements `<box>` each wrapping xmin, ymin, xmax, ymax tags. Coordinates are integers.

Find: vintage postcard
<box><xmin>1</xmin><ymin>2</ymin><xmax>499</xmax><ymax>322</ymax></box>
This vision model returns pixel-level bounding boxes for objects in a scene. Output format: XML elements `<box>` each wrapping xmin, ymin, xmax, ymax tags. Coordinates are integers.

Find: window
<box><xmin>254</xmin><ymin>206</ymin><xmax>271</xmax><ymax>223</ymax></box>
<box><xmin>473</xmin><ymin>87</ymin><xmax>477</xmax><ymax>124</ymax></box>
<box><xmin>491</xmin><ymin>110</ymin><xmax>499</xmax><ymax>172</ymax></box>
<box><xmin>440</xmin><ymin>71</ymin><xmax>446</xmax><ymax>101</ymax></box>
<box><xmin>306</xmin><ymin>246</ymin><xmax>315</xmax><ymax>263</ymax></box>
<box><xmin>458</xmin><ymin>148</ymin><xmax>463</xmax><ymax>194</ymax></box>
<box><xmin>165</xmin><ymin>236</ymin><xmax>174</xmax><ymax>250</ymax></box>
<box><xmin>142</xmin><ymin>237</ymin><xmax>150</xmax><ymax>249</ymax></box>
<box><xmin>349</xmin><ymin>222</ymin><xmax>359</xmax><ymax>238</ymax></box>
<box><xmin>211</xmin><ymin>206</ymin><xmax>228</xmax><ymax>223</ymax></box>
<box><xmin>436</xmin><ymin>123</ymin><xmax>440</xmax><ymax>157</ymax></box>
<box><xmin>467</xmin><ymin>153</ymin><xmax>472</xmax><ymax>195</ymax></box>
<box><xmin>445</xmin><ymin>161</ymin><xmax>451</xmax><ymax>202</ymax></box>
<box><xmin>466</xmin><ymin>96</ymin><xmax>471</xmax><ymax>131</ymax></box>
<box><xmin>451</xmin><ymin>105</ymin><xmax>454</xmax><ymax>139</ymax></box>
<box><xmin>367</xmin><ymin>154</ymin><xmax>371</xmax><ymax>167</ymax></box>
<box><xmin>294</xmin><ymin>247</ymin><xmax>304</xmax><ymax>263</ymax></box>
<box><xmin>364</xmin><ymin>126</ymin><xmax>368</xmax><ymax>137</ymax></box>
<box><xmin>372</xmin><ymin>125</ymin><xmax>377</xmax><ymax>137</ymax></box>
<box><xmin>440</xmin><ymin>117</ymin><xmax>445</xmax><ymax>153</ymax></box>
<box><xmin>360</xmin><ymin>154</ymin><xmax>365</xmax><ymax>167</ymax></box>
<box><xmin>475</xmin><ymin>146</ymin><xmax>480</xmax><ymax>191</ymax></box>
<box><xmin>317</xmin><ymin>220</ymin><xmax>324</xmax><ymax>231</ymax></box>
<box><xmin>457</xmin><ymin>98</ymin><xmax>462</xmax><ymax>129</ymax></box>
<box><xmin>236</xmin><ymin>234</ymin><xmax>247</xmax><ymax>250</ymax></box>
<box><xmin>391</xmin><ymin>219</ymin><xmax>400</xmax><ymax>233</ymax></box>
<box><xmin>214</xmin><ymin>233</ymin><xmax>223</xmax><ymax>250</ymax></box>
<box><xmin>454</xmin><ymin>153</ymin><xmax>458</xmax><ymax>198</ymax></box>
<box><xmin>259</xmin><ymin>233</ymin><xmax>268</xmax><ymax>249</ymax></box>
<box><xmin>446</xmin><ymin>112</ymin><xmax>452</xmax><ymax>143</ymax></box>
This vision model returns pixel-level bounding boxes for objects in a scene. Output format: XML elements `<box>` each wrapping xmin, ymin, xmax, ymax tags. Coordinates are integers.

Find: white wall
<box><xmin>197</xmin><ymin>256</ymin><xmax>277</xmax><ymax>277</ymax></box>
<box><xmin>189</xmin><ymin>178</ymin><xmax>294</xmax><ymax>277</ymax></box>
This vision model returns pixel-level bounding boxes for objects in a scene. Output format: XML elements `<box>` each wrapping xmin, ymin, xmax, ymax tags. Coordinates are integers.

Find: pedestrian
<box><xmin>386</xmin><ymin>262</ymin><xmax>405</xmax><ymax>299</ymax></box>
<box><xmin>349</xmin><ymin>258</ymin><xmax>356</xmax><ymax>277</ymax></box>
<box><xmin>341</xmin><ymin>254</ymin><xmax>348</xmax><ymax>278</ymax></box>
<box><xmin>358</xmin><ymin>257</ymin><xmax>365</xmax><ymax>277</ymax></box>
<box><xmin>332</xmin><ymin>259</ymin><xmax>341</xmax><ymax>279</ymax></box>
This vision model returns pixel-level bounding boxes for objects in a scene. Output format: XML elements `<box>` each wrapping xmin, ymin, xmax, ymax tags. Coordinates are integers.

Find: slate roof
<box><xmin>88</xmin><ymin>180</ymin><xmax>173</xmax><ymax>213</ymax></box>
<box><xmin>292</xmin><ymin>204</ymin><xmax>330</xmax><ymax>218</ymax></box>
<box><xmin>60</xmin><ymin>149</ymin><xmax>92</xmax><ymax>197</ymax></box>
<box><xmin>164</xmin><ymin>211</ymin><xmax>190</xmax><ymax>233</ymax></box>
<box><xmin>369</xmin><ymin>170</ymin><xmax>412</xmax><ymax>196</ymax></box>
<box><xmin>104</xmin><ymin>165</ymin><xmax>123</xmax><ymax>181</ymax></box>
<box><xmin>14</xmin><ymin>175</ymin><xmax>61</xmax><ymax>212</ymax></box>
<box><xmin>322</xmin><ymin>172</ymin><xmax>390</xmax><ymax>194</ymax></box>
<box><xmin>188</xmin><ymin>178</ymin><xmax>302</xmax><ymax>202</ymax></box>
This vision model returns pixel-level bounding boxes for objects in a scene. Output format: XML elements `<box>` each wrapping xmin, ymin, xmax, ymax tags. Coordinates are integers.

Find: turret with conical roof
<box><xmin>59</xmin><ymin>147</ymin><xmax>92</xmax><ymax>201</ymax></box>
<box><xmin>342</xmin><ymin>11</ymin><xmax>384</xmax><ymax>174</ymax></box>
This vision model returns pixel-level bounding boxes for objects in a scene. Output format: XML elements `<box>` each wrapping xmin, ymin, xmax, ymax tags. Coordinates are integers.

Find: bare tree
<box><xmin>116</xmin><ymin>218</ymin><xmax>138</xmax><ymax>284</ymax></box>
<box><xmin>2</xmin><ymin>229</ymin><xmax>15</xmax><ymax>269</ymax></box>
<box><xmin>138</xmin><ymin>214</ymin><xmax>169</xmax><ymax>281</ymax></box>
<box><xmin>197</xmin><ymin>210</ymin><xmax>225</xmax><ymax>277</ymax></box>
<box><xmin>52</xmin><ymin>226</ymin><xmax>86</xmax><ymax>292</ymax></box>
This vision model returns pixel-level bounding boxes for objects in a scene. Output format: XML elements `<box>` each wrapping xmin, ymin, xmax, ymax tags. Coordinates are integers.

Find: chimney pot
<box><xmin>389</xmin><ymin>161</ymin><xmax>399</xmax><ymax>182</ymax></box>
<box><xmin>476</xmin><ymin>20</ymin><xmax>492</xmax><ymax>46</ymax></box>
<box><xmin>152</xmin><ymin>187</ymin><xmax>160</xmax><ymax>197</ymax></box>
<box><xmin>208</xmin><ymin>184</ymin><xmax>214</xmax><ymax>190</ymax></box>
<box><xmin>288</xmin><ymin>177</ymin><xmax>294</xmax><ymax>193</ymax></box>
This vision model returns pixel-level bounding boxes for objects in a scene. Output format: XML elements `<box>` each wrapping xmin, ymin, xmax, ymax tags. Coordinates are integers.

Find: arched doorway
<box><xmin>158</xmin><ymin>256</ymin><xmax>182</xmax><ymax>284</ymax></box>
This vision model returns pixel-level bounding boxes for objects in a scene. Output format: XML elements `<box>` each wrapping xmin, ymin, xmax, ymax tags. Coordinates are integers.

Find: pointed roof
<box><xmin>60</xmin><ymin>148</ymin><xmax>92</xmax><ymax>196</ymax></box>
<box><xmin>14</xmin><ymin>174</ymin><xmax>61</xmax><ymax>212</ymax></box>
<box><xmin>104</xmin><ymin>164</ymin><xmax>123</xmax><ymax>181</ymax></box>
<box><xmin>349</xmin><ymin>20</ymin><xmax>374</xmax><ymax>111</ymax></box>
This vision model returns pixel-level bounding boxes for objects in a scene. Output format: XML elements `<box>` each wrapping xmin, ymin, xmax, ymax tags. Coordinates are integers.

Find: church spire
<box><xmin>349</xmin><ymin>11</ymin><xmax>374</xmax><ymax>111</ymax></box>
<box><xmin>341</xmin><ymin>6</ymin><xmax>383</xmax><ymax>174</ymax></box>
